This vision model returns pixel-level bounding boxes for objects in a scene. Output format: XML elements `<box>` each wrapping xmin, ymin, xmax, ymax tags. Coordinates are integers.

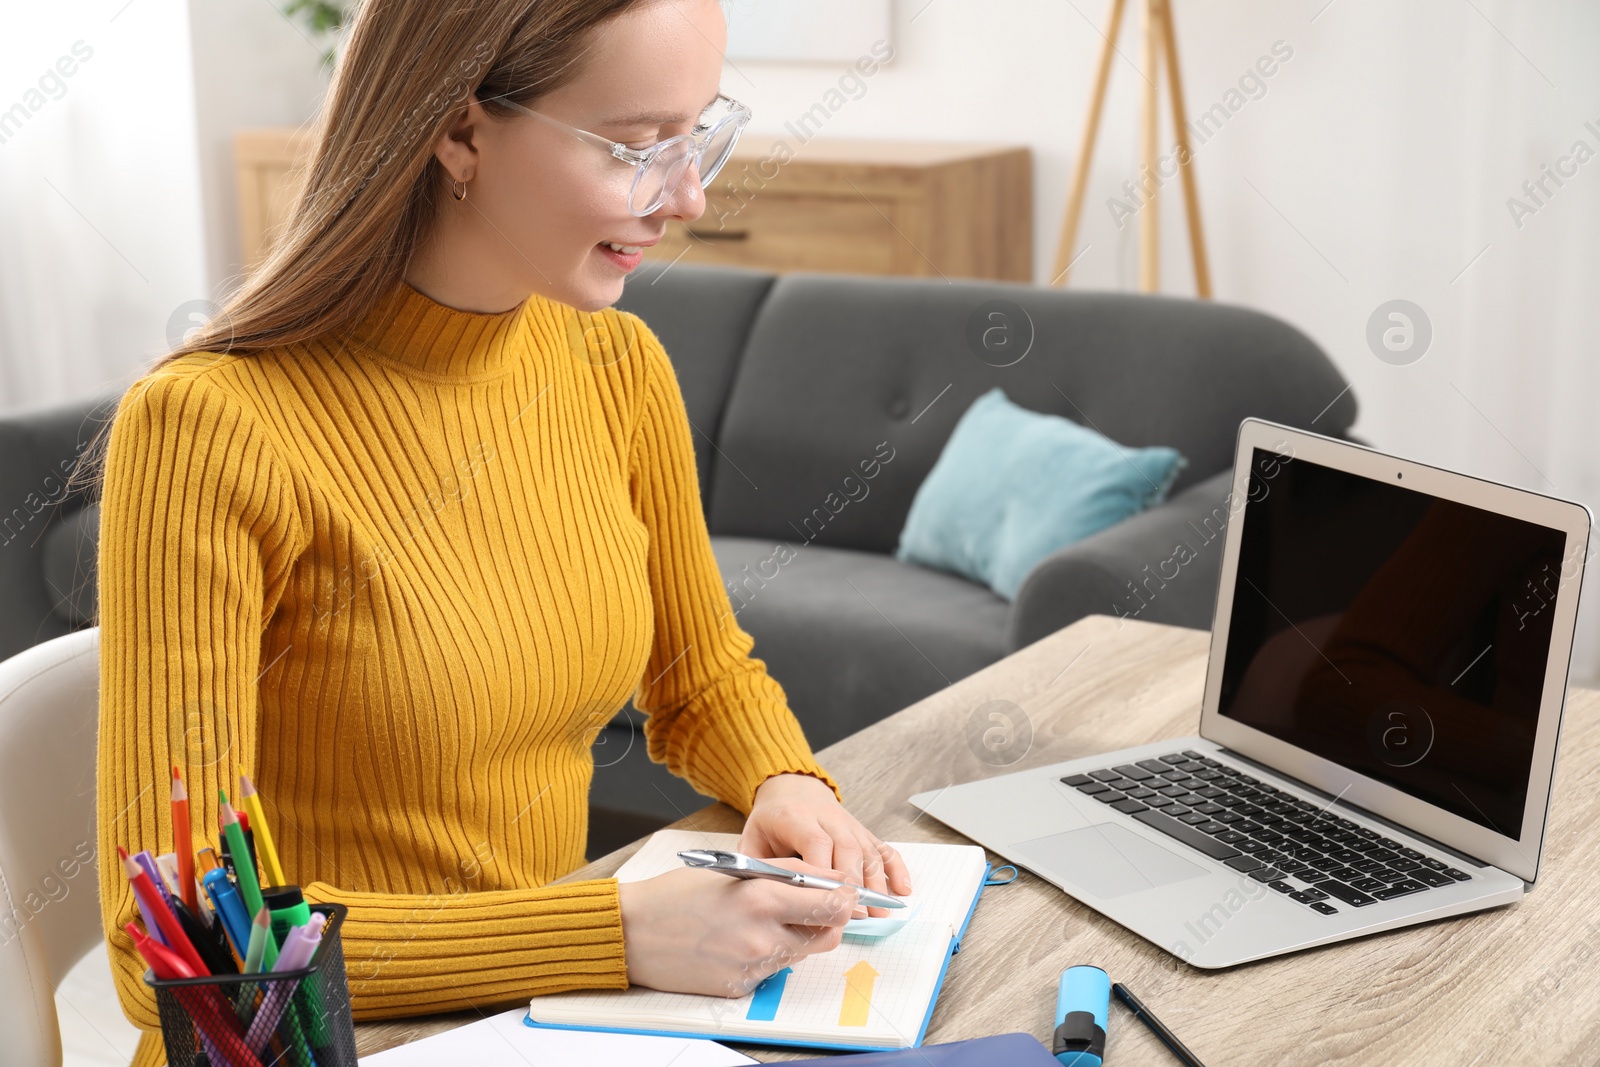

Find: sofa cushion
<box><xmin>710</xmin><ymin>535</ymin><xmax>1009</xmax><ymax>749</ymax></box>
<box><xmin>895</xmin><ymin>387</ymin><xmax>1186</xmax><ymax>599</ymax></box>
<box><xmin>42</xmin><ymin>503</ymin><xmax>99</xmax><ymax>626</ymax></box>
<box><xmin>705</xmin><ymin>272</ymin><xmax>1356</xmax><ymax>554</ymax></box>
<box><xmin>0</xmin><ymin>389</ymin><xmax>120</xmax><ymax>662</ymax></box>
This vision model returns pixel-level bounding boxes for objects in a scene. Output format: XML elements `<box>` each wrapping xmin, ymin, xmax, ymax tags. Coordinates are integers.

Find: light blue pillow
<box><xmin>894</xmin><ymin>387</ymin><xmax>1186</xmax><ymax>600</ymax></box>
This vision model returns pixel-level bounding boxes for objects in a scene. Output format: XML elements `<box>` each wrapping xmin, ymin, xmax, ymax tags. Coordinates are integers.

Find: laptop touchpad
<box><xmin>1011</xmin><ymin>823</ymin><xmax>1208</xmax><ymax>898</ymax></box>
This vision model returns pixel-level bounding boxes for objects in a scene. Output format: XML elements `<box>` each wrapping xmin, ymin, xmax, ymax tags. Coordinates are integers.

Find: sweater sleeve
<box><xmin>623</xmin><ymin>318</ymin><xmax>842</xmax><ymax>814</ymax></box>
<box><xmin>96</xmin><ymin>369</ymin><xmax>630</xmax><ymax>1046</ymax></box>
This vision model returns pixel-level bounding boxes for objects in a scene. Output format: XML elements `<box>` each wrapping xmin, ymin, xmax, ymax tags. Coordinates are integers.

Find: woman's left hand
<box><xmin>739</xmin><ymin>773</ymin><xmax>913</xmax><ymax>917</ymax></box>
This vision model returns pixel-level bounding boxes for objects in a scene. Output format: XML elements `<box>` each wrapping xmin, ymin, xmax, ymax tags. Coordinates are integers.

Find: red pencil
<box><xmin>126</xmin><ymin>923</ymin><xmax>263</xmax><ymax>1067</ymax></box>
<box><xmin>119</xmin><ymin>846</ymin><xmax>209</xmax><ymax>978</ymax></box>
<box><xmin>171</xmin><ymin>767</ymin><xmax>198</xmax><ymax>913</ymax></box>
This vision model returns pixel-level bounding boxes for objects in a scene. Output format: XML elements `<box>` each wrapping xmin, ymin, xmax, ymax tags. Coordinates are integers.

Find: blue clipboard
<box><xmin>523</xmin><ymin>862</ymin><xmax>1008</xmax><ymax>1053</ymax></box>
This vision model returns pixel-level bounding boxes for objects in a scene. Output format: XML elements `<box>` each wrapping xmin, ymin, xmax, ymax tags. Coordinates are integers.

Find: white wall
<box><xmin>188</xmin><ymin>1</ymin><xmax>331</xmax><ymax>299</ymax></box>
<box><xmin>722</xmin><ymin>0</ymin><xmax>1600</xmax><ymax>681</ymax></box>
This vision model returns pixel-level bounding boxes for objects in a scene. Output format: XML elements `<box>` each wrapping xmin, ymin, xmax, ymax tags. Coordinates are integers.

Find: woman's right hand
<box><xmin>617</xmin><ymin>858</ymin><xmax>857</xmax><ymax>997</ymax></box>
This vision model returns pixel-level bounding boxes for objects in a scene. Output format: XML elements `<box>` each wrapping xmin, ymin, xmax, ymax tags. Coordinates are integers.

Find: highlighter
<box><xmin>1053</xmin><ymin>965</ymin><xmax>1110</xmax><ymax>1067</ymax></box>
<box><xmin>262</xmin><ymin>885</ymin><xmax>312</xmax><ymax>949</ymax></box>
<box><xmin>204</xmin><ymin>866</ymin><xmax>253</xmax><ymax>958</ymax></box>
<box><xmin>262</xmin><ymin>885</ymin><xmax>329</xmax><ymax>1047</ymax></box>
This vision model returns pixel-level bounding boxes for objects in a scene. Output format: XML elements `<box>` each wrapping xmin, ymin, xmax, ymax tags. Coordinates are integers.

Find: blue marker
<box><xmin>1053</xmin><ymin>965</ymin><xmax>1110</xmax><ymax>1066</ymax></box>
<box><xmin>203</xmin><ymin>866</ymin><xmax>252</xmax><ymax>958</ymax></box>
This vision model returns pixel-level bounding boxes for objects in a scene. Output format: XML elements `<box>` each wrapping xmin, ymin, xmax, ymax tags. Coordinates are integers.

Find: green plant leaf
<box><xmin>281</xmin><ymin>0</ymin><xmax>351</xmax><ymax>65</ymax></box>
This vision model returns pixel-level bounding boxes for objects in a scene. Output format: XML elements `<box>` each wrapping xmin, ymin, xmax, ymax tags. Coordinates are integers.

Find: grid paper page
<box><xmin>528</xmin><ymin>832</ymin><xmax>987</xmax><ymax>1048</ymax></box>
<box><xmin>614</xmin><ymin>831</ymin><xmax>982</xmax><ymax>932</ymax></box>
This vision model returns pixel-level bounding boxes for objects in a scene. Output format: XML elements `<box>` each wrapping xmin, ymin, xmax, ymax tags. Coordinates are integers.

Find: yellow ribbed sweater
<box><xmin>96</xmin><ymin>280</ymin><xmax>839</xmax><ymax>1066</ymax></box>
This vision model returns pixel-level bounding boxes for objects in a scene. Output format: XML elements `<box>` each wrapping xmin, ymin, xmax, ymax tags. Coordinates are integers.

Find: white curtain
<box><xmin>1097</xmin><ymin>0</ymin><xmax>1600</xmax><ymax>681</ymax></box>
<box><xmin>0</xmin><ymin>2</ymin><xmax>206</xmax><ymax>412</ymax></box>
<box><xmin>0</xmin><ymin>0</ymin><xmax>327</xmax><ymax>416</ymax></box>
<box><xmin>1452</xmin><ymin>0</ymin><xmax>1600</xmax><ymax>683</ymax></box>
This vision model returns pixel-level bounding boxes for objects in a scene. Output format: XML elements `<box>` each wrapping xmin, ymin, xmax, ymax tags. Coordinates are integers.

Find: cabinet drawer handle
<box><xmin>685</xmin><ymin>227</ymin><xmax>750</xmax><ymax>241</ymax></box>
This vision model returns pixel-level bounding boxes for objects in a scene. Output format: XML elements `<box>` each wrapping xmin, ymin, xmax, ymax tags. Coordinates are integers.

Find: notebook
<box><xmin>524</xmin><ymin>830</ymin><xmax>992</xmax><ymax>1052</ymax></box>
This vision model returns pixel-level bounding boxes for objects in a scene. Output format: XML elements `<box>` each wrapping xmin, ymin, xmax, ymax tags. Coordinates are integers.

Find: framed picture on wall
<box><xmin>723</xmin><ymin>0</ymin><xmax>894</xmax><ymax>63</ymax></box>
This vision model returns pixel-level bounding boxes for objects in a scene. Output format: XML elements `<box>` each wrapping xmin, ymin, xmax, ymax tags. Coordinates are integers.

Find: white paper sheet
<box><xmin>358</xmin><ymin>1007</ymin><xmax>758</xmax><ymax>1066</ymax></box>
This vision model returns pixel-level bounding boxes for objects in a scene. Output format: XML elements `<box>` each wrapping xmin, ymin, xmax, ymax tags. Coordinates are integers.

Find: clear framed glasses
<box><xmin>499</xmin><ymin>93</ymin><xmax>751</xmax><ymax>216</ymax></box>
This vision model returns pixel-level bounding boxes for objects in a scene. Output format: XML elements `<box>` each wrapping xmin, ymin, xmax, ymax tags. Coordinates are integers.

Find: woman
<box><xmin>95</xmin><ymin>1</ymin><xmax>910</xmax><ymax>1062</ymax></box>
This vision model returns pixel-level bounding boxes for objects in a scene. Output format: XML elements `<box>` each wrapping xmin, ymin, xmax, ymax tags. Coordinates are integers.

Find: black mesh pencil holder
<box><xmin>145</xmin><ymin>903</ymin><xmax>358</xmax><ymax>1067</ymax></box>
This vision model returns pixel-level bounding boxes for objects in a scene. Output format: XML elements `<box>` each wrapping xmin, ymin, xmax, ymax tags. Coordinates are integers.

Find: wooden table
<box><xmin>356</xmin><ymin>615</ymin><xmax>1600</xmax><ymax>1063</ymax></box>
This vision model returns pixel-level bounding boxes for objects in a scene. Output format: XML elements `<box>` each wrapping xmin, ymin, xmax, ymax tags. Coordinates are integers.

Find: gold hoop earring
<box><xmin>451</xmin><ymin>178</ymin><xmax>468</xmax><ymax>202</ymax></box>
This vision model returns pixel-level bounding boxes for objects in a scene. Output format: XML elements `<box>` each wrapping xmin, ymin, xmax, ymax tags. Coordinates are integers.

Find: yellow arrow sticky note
<box><xmin>838</xmin><ymin>959</ymin><xmax>879</xmax><ymax>1027</ymax></box>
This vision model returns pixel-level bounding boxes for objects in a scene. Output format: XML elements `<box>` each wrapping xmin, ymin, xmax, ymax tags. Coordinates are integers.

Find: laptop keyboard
<box><xmin>1063</xmin><ymin>750</ymin><xmax>1472</xmax><ymax>917</ymax></box>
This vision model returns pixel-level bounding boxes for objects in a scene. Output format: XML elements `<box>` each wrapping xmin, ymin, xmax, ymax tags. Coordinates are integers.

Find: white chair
<box><xmin>0</xmin><ymin>628</ymin><xmax>105</xmax><ymax>1067</ymax></box>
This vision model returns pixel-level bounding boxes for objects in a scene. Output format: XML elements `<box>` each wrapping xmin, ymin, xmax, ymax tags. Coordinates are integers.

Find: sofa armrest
<box><xmin>1006</xmin><ymin>468</ymin><xmax>1237</xmax><ymax>651</ymax></box>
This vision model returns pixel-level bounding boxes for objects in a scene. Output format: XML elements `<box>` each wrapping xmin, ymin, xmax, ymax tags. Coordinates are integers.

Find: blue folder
<box><xmin>524</xmin><ymin>863</ymin><xmax>996</xmax><ymax>1053</ymax></box>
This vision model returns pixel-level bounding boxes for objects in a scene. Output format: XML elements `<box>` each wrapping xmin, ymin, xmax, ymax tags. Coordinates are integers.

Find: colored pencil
<box><xmin>119</xmin><ymin>847</ymin><xmax>209</xmax><ymax>978</ymax></box>
<box><xmin>127</xmin><ymin>922</ymin><xmax>263</xmax><ymax>1067</ymax></box>
<box><xmin>244</xmin><ymin>906</ymin><xmax>271</xmax><ymax>974</ymax></box>
<box><xmin>171</xmin><ymin>766</ymin><xmax>198</xmax><ymax>912</ymax></box>
<box><xmin>218</xmin><ymin>791</ymin><xmax>265</xmax><ymax>920</ymax></box>
<box><xmin>238</xmin><ymin>773</ymin><xmax>288</xmax><ymax>887</ymax></box>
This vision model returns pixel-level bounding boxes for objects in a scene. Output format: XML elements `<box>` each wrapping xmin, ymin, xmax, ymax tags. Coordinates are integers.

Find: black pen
<box><xmin>1112</xmin><ymin>982</ymin><xmax>1206</xmax><ymax>1067</ymax></box>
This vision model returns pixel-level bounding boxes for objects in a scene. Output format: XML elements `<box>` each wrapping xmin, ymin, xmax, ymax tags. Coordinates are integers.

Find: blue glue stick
<box><xmin>1053</xmin><ymin>965</ymin><xmax>1110</xmax><ymax>1066</ymax></box>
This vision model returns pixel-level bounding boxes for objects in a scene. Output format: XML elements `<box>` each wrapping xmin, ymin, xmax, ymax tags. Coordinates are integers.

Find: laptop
<box><xmin>909</xmin><ymin>418</ymin><xmax>1592</xmax><ymax>967</ymax></box>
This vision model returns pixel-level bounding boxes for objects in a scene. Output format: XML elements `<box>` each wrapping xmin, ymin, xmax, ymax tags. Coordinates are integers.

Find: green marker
<box><xmin>262</xmin><ymin>885</ymin><xmax>313</xmax><ymax>949</ymax></box>
<box><xmin>263</xmin><ymin>885</ymin><xmax>329</xmax><ymax>1048</ymax></box>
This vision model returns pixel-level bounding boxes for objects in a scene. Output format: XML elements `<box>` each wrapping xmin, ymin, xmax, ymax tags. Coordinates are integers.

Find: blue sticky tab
<box><xmin>746</xmin><ymin>966</ymin><xmax>791</xmax><ymax>1021</ymax></box>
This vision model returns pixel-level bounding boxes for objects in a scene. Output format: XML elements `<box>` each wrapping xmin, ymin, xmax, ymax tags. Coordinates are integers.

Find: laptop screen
<box><xmin>1217</xmin><ymin>447</ymin><xmax>1568</xmax><ymax>837</ymax></box>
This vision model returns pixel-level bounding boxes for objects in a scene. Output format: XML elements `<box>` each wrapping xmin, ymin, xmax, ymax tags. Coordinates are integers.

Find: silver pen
<box><xmin>677</xmin><ymin>849</ymin><xmax>906</xmax><ymax>909</ymax></box>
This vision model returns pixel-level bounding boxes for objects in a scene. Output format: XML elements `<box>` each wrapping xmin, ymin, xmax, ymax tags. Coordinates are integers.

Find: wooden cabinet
<box><xmin>234</xmin><ymin>130</ymin><xmax>1032</xmax><ymax>281</ymax></box>
<box><xmin>234</xmin><ymin>128</ymin><xmax>315</xmax><ymax>273</ymax></box>
<box><xmin>649</xmin><ymin>135</ymin><xmax>1032</xmax><ymax>281</ymax></box>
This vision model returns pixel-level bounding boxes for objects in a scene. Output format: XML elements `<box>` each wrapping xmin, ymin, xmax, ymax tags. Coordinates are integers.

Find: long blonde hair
<box><xmin>173</xmin><ymin>0</ymin><xmax>651</xmax><ymax>364</ymax></box>
<box><xmin>65</xmin><ymin>0</ymin><xmax>655</xmax><ymax>504</ymax></box>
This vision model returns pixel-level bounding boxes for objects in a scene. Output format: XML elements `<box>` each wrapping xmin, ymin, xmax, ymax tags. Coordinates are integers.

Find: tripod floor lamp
<box><xmin>1050</xmin><ymin>0</ymin><xmax>1213</xmax><ymax>297</ymax></box>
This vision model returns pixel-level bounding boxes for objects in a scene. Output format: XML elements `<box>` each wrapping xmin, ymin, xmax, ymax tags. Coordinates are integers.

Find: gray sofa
<box><xmin>0</xmin><ymin>263</ymin><xmax>1357</xmax><ymax>855</ymax></box>
<box><xmin>0</xmin><ymin>395</ymin><xmax>113</xmax><ymax>656</ymax></box>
